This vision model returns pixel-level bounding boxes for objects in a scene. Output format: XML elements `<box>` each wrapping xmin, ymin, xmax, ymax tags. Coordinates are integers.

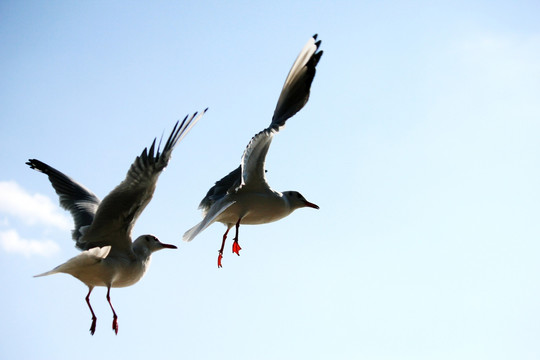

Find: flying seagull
<box><xmin>183</xmin><ymin>35</ymin><xmax>322</xmax><ymax>267</ymax></box>
<box><xmin>31</xmin><ymin>110</ymin><xmax>206</xmax><ymax>335</ymax></box>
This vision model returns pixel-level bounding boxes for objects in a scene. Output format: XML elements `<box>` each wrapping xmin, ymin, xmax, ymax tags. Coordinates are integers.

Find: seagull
<box><xmin>183</xmin><ymin>35</ymin><xmax>322</xmax><ymax>267</ymax></box>
<box><xmin>30</xmin><ymin>110</ymin><xmax>205</xmax><ymax>335</ymax></box>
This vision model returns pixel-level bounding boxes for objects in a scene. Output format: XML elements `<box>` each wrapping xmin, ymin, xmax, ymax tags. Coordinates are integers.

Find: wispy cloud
<box><xmin>0</xmin><ymin>181</ymin><xmax>71</xmax><ymax>230</ymax></box>
<box><xmin>0</xmin><ymin>229</ymin><xmax>60</xmax><ymax>257</ymax></box>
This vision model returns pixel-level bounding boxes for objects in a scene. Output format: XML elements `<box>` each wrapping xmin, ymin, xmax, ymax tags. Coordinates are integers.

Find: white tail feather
<box><xmin>34</xmin><ymin>246</ymin><xmax>112</xmax><ymax>278</ymax></box>
<box><xmin>183</xmin><ymin>201</ymin><xmax>236</xmax><ymax>242</ymax></box>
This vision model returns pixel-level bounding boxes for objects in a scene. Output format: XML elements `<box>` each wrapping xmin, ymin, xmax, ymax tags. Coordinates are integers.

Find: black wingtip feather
<box><xmin>26</xmin><ymin>159</ymin><xmax>47</xmax><ymax>173</ymax></box>
<box><xmin>312</xmin><ymin>50</ymin><xmax>323</xmax><ymax>67</ymax></box>
<box><xmin>130</xmin><ymin>110</ymin><xmax>205</xmax><ymax>178</ymax></box>
<box><xmin>148</xmin><ymin>139</ymin><xmax>157</xmax><ymax>158</ymax></box>
<box><xmin>26</xmin><ymin>159</ymin><xmax>36</xmax><ymax>169</ymax></box>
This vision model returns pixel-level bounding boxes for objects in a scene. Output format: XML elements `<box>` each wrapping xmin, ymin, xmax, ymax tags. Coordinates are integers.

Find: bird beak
<box><xmin>304</xmin><ymin>200</ymin><xmax>320</xmax><ymax>209</ymax></box>
<box><xmin>160</xmin><ymin>243</ymin><xmax>178</xmax><ymax>249</ymax></box>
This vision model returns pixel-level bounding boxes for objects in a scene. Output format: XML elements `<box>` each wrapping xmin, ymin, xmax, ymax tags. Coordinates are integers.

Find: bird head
<box><xmin>133</xmin><ymin>235</ymin><xmax>177</xmax><ymax>254</ymax></box>
<box><xmin>282</xmin><ymin>191</ymin><xmax>319</xmax><ymax>211</ymax></box>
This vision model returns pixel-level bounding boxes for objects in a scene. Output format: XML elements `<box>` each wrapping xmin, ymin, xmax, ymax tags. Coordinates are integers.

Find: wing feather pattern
<box><xmin>26</xmin><ymin>159</ymin><xmax>100</xmax><ymax>242</ymax></box>
<box><xmin>81</xmin><ymin>110</ymin><xmax>206</xmax><ymax>251</ymax></box>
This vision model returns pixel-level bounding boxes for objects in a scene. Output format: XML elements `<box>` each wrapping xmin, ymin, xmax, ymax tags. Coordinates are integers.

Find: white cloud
<box><xmin>0</xmin><ymin>181</ymin><xmax>71</xmax><ymax>230</ymax></box>
<box><xmin>0</xmin><ymin>229</ymin><xmax>60</xmax><ymax>257</ymax></box>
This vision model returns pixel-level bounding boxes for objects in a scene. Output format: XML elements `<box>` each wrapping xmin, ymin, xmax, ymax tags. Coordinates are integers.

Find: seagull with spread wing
<box><xmin>183</xmin><ymin>35</ymin><xmax>322</xmax><ymax>267</ymax></box>
<box><xmin>30</xmin><ymin>110</ymin><xmax>205</xmax><ymax>335</ymax></box>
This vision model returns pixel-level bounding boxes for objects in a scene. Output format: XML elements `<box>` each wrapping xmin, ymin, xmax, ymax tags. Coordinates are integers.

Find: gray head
<box><xmin>132</xmin><ymin>235</ymin><xmax>177</xmax><ymax>255</ymax></box>
<box><xmin>282</xmin><ymin>191</ymin><xmax>320</xmax><ymax>211</ymax></box>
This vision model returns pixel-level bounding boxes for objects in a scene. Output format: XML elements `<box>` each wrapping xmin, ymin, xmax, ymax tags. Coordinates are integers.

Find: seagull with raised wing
<box><xmin>30</xmin><ymin>110</ymin><xmax>205</xmax><ymax>335</ymax></box>
<box><xmin>183</xmin><ymin>35</ymin><xmax>322</xmax><ymax>267</ymax></box>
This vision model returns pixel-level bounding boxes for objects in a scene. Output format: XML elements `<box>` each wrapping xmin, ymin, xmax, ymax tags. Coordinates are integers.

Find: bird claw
<box><xmin>112</xmin><ymin>316</ymin><xmax>119</xmax><ymax>335</ymax></box>
<box><xmin>89</xmin><ymin>317</ymin><xmax>97</xmax><ymax>336</ymax></box>
<box><xmin>232</xmin><ymin>240</ymin><xmax>241</xmax><ymax>256</ymax></box>
<box><xmin>218</xmin><ymin>253</ymin><xmax>223</xmax><ymax>268</ymax></box>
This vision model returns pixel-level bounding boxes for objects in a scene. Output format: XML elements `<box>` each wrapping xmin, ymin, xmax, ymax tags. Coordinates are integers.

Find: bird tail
<box><xmin>183</xmin><ymin>221</ymin><xmax>207</xmax><ymax>242</ymax></box>
<box><xmin>34</xmin><ymin>269</ymin><xmax>60</xmax><ymax>278</ymax></box>
<box><xmin>183</xmin><ymin>200</ymin><xmax>236</xmax><ymax>242</ymax></box>
<box><xmin>33</xmin><ymin>246</ymin><xmax>112</xmax><ymax>278</ymax></box>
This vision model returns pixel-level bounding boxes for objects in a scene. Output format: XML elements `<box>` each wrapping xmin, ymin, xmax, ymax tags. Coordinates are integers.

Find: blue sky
<box><xmin>1</xmin><ymin>1</ymin><xmax>540</xmax><ymax>359</ymax></box>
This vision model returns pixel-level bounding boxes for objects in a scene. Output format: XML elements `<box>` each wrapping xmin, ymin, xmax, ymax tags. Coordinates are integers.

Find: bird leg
<box><xmin>85</xmin><ymin>287</ymin><xmax>97</xmax><ymax>335</ymax></box>
<box><xmin>232</xmin><ymin>218</ymin><xmax>242</xmax><ymax>256</ymax></box>
<box><xmin>106</xmin><ymin>287</ymin><xmax>119</xmax><ymax>335</ymax></box>
<box><xmin>218</xmin><ymin>227</ymin><xmax>231</xmax><ymax>268</ymax></box>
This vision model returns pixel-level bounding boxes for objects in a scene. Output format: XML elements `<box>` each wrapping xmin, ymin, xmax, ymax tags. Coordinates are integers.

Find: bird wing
<box><xmin>238</xmin><ymin>128</ymin><xmax>275</xmax><ymax>192</ymax></box>
<box><xmin>198</xmin><ymin>166</ymin><xmax>241</xmax><ymax>214</ymax></box>
<box><xmin>271</xmin><ymin>34</ymin><xmax>323</xmax><ymax>128</ymax></box>
<box><xmin>239</xmin><ymin>35</ymin><xmax>323</xmax><ymax>191</ymax></box>
<box><xmin>26</xmin><ymin>159</ymin><xmax>101</xmax><ymax>242</ymax></box>
<box><xmin>77</xmin><ymin>110</ymin><xmax>206</xmax><ymax>252</ymax></box>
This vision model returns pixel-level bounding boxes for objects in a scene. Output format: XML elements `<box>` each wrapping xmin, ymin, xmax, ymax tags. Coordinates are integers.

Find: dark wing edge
<box><xmin>25</xmin><ymin>159</ymin><xmax>100</xmax><ymax>243</ymax></box>
<box><xmin>198</xmin><ymin>165</ymin><xmax>241</xmax><ymax>213</ymax></box>
<box><xmin>203</xmin><ymin>128</ymin><xmax>274</xmax><ymax>205</ymax></box>
<box><xmin>271</xmin><ymin>34</ymin><xmax>323</xmax><ymax>129</ymax></box>
<box><xmin>131</xmin><ymin>109</ymin><xmax>207</xmax><ymax>183</ymax></box>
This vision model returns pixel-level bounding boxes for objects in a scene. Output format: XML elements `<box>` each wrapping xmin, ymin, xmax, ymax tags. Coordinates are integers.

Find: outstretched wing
<box><xmin>240</xmin><ymin>35</ymin><xmax>323</xmax><ymax>191</ymax></box>
<box><xmin>26</xmin><ymin>159</ymin><xmax>101</xmax><ymax>242</ymax></box>
<box><xmin>78</xmin><ymin>110</ymin><xmax>206</xmax><ymax>251</ymax></box>
<box><xmin>271</xmin><ymin>34</ymin><xmax>323</xmax><ymax>128</ymax></box>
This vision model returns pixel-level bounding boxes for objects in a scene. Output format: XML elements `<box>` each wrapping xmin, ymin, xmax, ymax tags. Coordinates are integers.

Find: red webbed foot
<box><xmin>112</xmin><ymin>315</ymin><xmax>119</xmax><ymax>335</ymax></box>
<box><xmin>232</xmin><ymin>240</ymin><xmax>241</xmax><ymax>256</ymax></box>
<box><xmin>218</xmin><ymin>252</ymin><xmax>223</xmax><ymax>268</ymax></box>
